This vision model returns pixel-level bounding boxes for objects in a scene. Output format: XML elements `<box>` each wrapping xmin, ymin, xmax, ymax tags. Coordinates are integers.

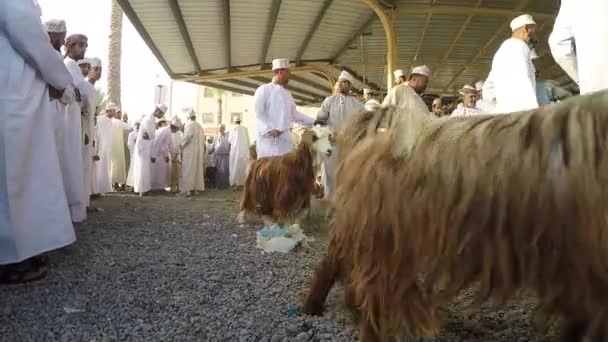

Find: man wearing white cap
<box><xmin>394</xmin><ymin>69</ymin><xmax>407</xmax><ymax>85</ymax></box>
<box><xmin>76</xmin><ymin>57</ymin><xmax>95</xmax><ymax>206</ymax></box>
<box><xmin>431</xmin><ymin>98</ymin><xmax>444</xmax><ymax>117</ymax></box>
<box><xmin>61</xmin><ymin>33</ymin><xmax>90</xmax><ymax>222</ymax></box>
<box><xmin>316</xmin><ymin>70</ymin><xmax>364</xmax><ymax>198</ymax></box>
<box><xmin>150</xmin><ymin>115</ymin><xmax>177</xmax><ymax>191</ymax></box>
<box><xmin>169</xmin><ymin>116</ymin><xmax>184</xmax><ymax>193</ymax></box>
<box><xmin>133</xmin><ymin>104</ymin><xmax>167</xmax><ymax>196</ymax></box>
<box><xmin>363</xmin><ymin>88</ymin><xmax>381</xmax><ymax>111</ymax></box>
<box><xmin>485</xmin><ymin>14</ymin><xmax>539</xmax><ymax>114</ymax></box>
<box><xmin>93</xmin><ymin>105</ymin><xmax>115</xmax><ymax>195</ymax></box>
<box><xmin>228</xmin><ymin>118</ymin><xmax>251</xmax><ymax>189</ymax></box>
<box><xmin>382</xmin><ymin>65</ymin><xmax>430</xmax><ymax>114</ymax></box>
<box><xmin>475</xmin><ymin>80</ymin><xmax>496</xmax><ymax>113</ymax></box>
<box><xmin>44</xmin><ymin>19</ymin><xmax>67</xmax><ymax>51</ymax></box>
<box><xmin>111</xmin><ymin>107</ymin><xmax>132</xmax><ymax>191</ymax></box>
<box><xmin>451</xmin><ymin>85</ymin><xmax>484</xmax><ymax>117</ymax></box>
<box><xmin>252</xmin><ymin>58</ymin><xmax>315</xmax><ymax>158</ymax></box>
<box><xmin>549</xmin><ymin>0</ymin><xmax>608</xmax><ymax>95</ymax></box>
<box><xmin>86</xmin><ymin>57</ymin><xmax>103</xmax><ymax>197</ymax></box>
<box><xmin>180</xmin><ymin>111</ymin><xmax>206</xmax><ymax>196</ymax></box>
<box><xmin>126</xmin><ymin>118</ymin><xmax>141</xmax><ymax>189</ymax></box>
<box><xmin>0</xmin><ymin>1</ymin><xmax>77</xmax><ymax>282</ymax></box>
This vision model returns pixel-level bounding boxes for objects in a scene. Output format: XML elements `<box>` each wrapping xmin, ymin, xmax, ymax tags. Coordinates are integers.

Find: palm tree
<box><xmin>107</xmin><ymin>0</ymin><xmax>123</xmax><ymax>107</ymax></box>
<box><xmin>213</xmin><ymin>88</ymin><xmax>226</xmax><ymax>133</ymax></box>
<box><xmin>97</xmin><ymin>89</ymin><xmax>109</xmax><ymax>113</ymax></box>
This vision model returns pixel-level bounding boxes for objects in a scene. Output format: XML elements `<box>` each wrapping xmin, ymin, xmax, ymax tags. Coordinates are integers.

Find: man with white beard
<box><xmin>111</xmin><ymin>109</ymin><xmax>132</xmax><ymax>191</ymax></box>
<box><xmin>228</xmin><ymin>119</ymin><xmax>250</xmax><ymax>188</ymax></box>
<box><xmin>150</xmin><ymin>118</ymin><xmax>176</xmax><ymax>191</ymax></box>
<box><xmin>180</xmin><ymin>111</ymin><xmax>206</xmax><ymax>196</ymax></box>
<box><xmin>134</xmin><ymin>104</ymin><xmax>167</xmax><ymax>196</ymax></box>
<box><xmin>126</xmin><ymin>118</ymin><xmax>141</xmax><ymax>189</ymax></box>
<box><xmin>62</xmin><ymin>33</ymin><xmax>89</xmax><ymax>222</ymax></box>
<box><xmin>93</xmin><ymin>105</ymin><xmax>115</xmax><ymax>195</ymax></box>
<box><xmin>1</xmin><ymin>1</ymin><xmax>76</xmax><ymax>282</ymax></box>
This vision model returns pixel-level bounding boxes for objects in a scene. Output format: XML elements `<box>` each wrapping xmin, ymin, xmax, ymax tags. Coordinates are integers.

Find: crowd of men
<box><xmin>0</xmin><ymin>2</ymin><xmax>252</xmax><ymax>283</ymax></box>
<box><xmin>1</xmin><ymin>0</ymin><xmax>605</xmax><ymax>284</ymax></box>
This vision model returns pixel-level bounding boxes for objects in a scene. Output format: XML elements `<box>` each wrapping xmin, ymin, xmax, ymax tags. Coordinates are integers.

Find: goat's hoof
<box><xmin>301</xmin><ymin>301</ymin><xmax>324</xmax><ymax>316</ymax></box>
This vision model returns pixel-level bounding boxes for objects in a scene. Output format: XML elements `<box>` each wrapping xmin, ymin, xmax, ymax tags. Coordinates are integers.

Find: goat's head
<box><xmin>299</xmin><ymin>126</ymin><xmax>334</xmax><ymax>163</ymax></box>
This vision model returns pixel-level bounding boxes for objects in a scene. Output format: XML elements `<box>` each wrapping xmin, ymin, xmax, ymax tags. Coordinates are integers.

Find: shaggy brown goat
<box><xmin>238</xmin><ymin>127</ymin><xmax>333</xmax><ymax>225</ymax></box>
<box><xmin>302</xmin><ymin>90</ymin><xmax>608</xmax><ymax>342</ymax></box>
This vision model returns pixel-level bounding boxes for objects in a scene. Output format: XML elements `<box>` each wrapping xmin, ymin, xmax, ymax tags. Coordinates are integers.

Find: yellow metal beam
<box><xmin>395</xmin><ymin>4</ymin><xmax>553</xmax><ymax>20</ymax></box>
<box><xmin>361</xmin><ymin>0</ymin><xmax>398</xmax><ymax>90</ymax></box>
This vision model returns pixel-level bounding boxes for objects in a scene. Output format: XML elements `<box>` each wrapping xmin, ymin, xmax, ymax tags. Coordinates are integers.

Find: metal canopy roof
<box><xmin>117</xmin><ymin>0</ymin><xmax>571</xmax><ymax>106</ymax></box>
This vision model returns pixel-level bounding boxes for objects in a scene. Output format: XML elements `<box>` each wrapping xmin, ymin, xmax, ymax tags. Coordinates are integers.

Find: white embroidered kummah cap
<box><xmin>338</xmin><ymin>70</ymin><xmax>355</xmax><ymax>84</ymax></box>
<box><xmin>459</xmin><ymin>84</ymin><xmax>478</xmax><ymax>95</ymax></box>
<box><xmin>393</xmin><ymin>69</ymin><xmax>406</xmax><ymax>79</ymax></box>
<box><xmin>89</xmin><ymin>57</ymin><xmax>102</xmax><ymax>68</ymax></box>
<box><xmin>510</xmin><ymin>14</ymin><xmax>536</xmax><ymax>31</ymax></box>
<box><xmin>44</xmin><ymin>19</ymin><xmax>66</xmax><ymax>33</ymax></box>
<box><xmin>156</xmin><ymin>104</ymin><xmax>168</xmax><ymax>113</ymax></box>
<box><xmin>106</xmin><ymin>103</ymin><xmax>119</xmax><ymax>111</ymax></box>
<box><xmin>411</xmin><ymin>65</ymin><xmax>430</xmax><ymax>77</ymax></box>
<box><xmin>272</xmin><ymin>58</ymin><xmax>289</xmax><ymax>70</ymax></box>
<box><xmin>77</xmin><ymin>58</ymin><xmax>91</xmax><ymax>66</ymax></box>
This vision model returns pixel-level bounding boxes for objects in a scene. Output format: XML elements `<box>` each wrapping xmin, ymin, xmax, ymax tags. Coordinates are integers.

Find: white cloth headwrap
<box><xmin>510</xmin><ymin>14</ymin><xmax>536</xmax><ymax>31</ymax></box>
<box><xmin>170</xmin><ymin>116</ymin><xmax>182</xmax><ymax>127</ymax></box>
<box><xmin>338</xmin><ymin>70</ymin><xmax>355</xmax><ymax>84</ymax></box>
<box><xmin>77</xmin><ymin>58</ymin><xmax>91</xmax><ymax>66</ymax></box>
<box><xmin>156</xmin><ymin>104</ymin><xmax>168</xmax><ymax>113</ymax></box>
<box><xmin>89</xmin><ymin>57</ymin><xmax>102</xmax><ymax>68</ymax></box>
<box><xmin>44</xmin><ymin>19</ymin><xmax>66</xmax><ymax>33</ymax></box>
<box><xmin>106</xmin><ymin>103</ymin><xmax>119</xmax><ymax>111</ymax></box>
<box><xmin>393</xmin><ymin>69</ymin><xmax>406</xmax><ymax>79</ymax></box>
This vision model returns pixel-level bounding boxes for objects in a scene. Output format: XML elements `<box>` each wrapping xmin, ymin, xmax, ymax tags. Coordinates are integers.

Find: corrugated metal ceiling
<box><xmin>117</xmin><ymin>0</ymin><xmax>573</xmax><ymax>105</ymax></box>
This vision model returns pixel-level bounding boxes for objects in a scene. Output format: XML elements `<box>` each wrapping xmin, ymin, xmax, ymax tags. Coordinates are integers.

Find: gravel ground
<box><xmin>1</xmin><ymin>190</ymin><xmax>557</xmax><ymax>341</ymax></box>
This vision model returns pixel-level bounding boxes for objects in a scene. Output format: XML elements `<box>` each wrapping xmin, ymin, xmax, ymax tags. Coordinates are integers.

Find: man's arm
<box><xmin>549</xmin><ymin>2</ymin><xmax>579</xmax><ymax>84</ymax></box>
<box><xmin>253</xmin><ymin>86</ymin><xmax>275</xmax><ymax>137</ymax></box>
<box><xmin>316</xmin><ymin>97</ymin><xmax>331</xmax><ymax>124</ymax></box>
<box><xmin>1</xmin><ymin>1</ymin><xmax>72</xmax><ymax>90</ymax></box>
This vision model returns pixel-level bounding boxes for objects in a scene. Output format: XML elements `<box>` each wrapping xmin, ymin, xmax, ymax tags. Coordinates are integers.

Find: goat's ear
<box><xmin>300</xmin><ymin>130</ymin><xmax>315</xmax><ymax>145</ymax></box>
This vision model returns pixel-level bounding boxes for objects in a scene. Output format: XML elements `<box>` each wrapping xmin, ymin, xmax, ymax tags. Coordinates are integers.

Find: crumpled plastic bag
<box><xmin>256</xmin><ymin>224</ymin><xmax>311</xmax><ymax>253</ymax></box>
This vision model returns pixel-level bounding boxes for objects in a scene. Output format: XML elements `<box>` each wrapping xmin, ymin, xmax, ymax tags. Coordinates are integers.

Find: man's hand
<box><xmin>84</xmin><ymin>134</ymin><xmax>89</xmax><ymax>145</ymax></box>
<box><xmin>143</xmin><ymin>132</ymin><xmax>150</xmax><ymax>140</ymax></box>
<box><xmin>49</xmin><ymin>86</ymin><xmax>64</xmax><ymax>100</ymax></box>
<box><xmin>93</xmin><ymin>155</ymin><xmax>100</xmax><ymax>161</ymax></box>
<box><xmin>151</xmin><ymin>157</ymin><xmax>156</xmax><ymax>163</ymax></box>
<box><xmin>74</xmin><ymin>88</ymin><xmax>82</xmax><ymax>102</ymax></box>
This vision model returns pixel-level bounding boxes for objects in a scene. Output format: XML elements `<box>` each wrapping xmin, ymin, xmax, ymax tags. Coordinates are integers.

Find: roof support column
<box><xmin>361</xmin><ymin>0</ymin><xmax>398</xmax><ymax>90</ymax></box>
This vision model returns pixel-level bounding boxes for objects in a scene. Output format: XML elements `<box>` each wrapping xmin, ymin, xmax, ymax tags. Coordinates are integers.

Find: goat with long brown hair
<box><xmin>238</xmin><ymin>127</ymin><xmax>333</xmax><ymax>225</ymax></box>
<box><xmin>303</xmin><ymin>90</ymin><xmax>608</xmax><ymax>342</ymax></box>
